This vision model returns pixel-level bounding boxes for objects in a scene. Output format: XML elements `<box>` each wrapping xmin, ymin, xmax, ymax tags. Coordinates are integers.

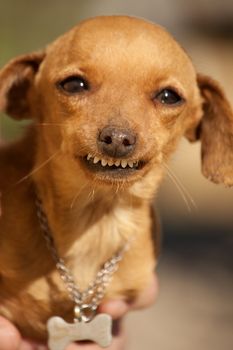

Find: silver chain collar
<box><xmin>35</xmin><ymin>197</ymin><xmax>129</xmax><ymax>322</ymax></box>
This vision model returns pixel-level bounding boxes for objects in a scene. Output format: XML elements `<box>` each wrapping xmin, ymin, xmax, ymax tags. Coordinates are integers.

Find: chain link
<box><xmin>35</xmin><ymin>197</ymin><xmax>129</xmax><ymax>317</ymax></box>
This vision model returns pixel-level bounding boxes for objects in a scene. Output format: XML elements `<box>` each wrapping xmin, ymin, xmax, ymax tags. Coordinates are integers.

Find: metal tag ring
<box><xmin>74</xmin><ymin>304</ymin><xmax>96</xmax><ymax>323</ymax></box>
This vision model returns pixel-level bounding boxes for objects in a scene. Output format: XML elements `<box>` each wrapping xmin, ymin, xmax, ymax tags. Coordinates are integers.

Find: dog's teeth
<box><xmin>121</xmin><ymin>160</ymin><xmax>128</xmax><ymax>168</ymax></box>
<box><xmin>128</xmin><ymin>161</ymin><xmax>134</xmax><ymax>168</ymax></box>
<box><xmin>114</xmin><ymin>160</ymin><xmax>121</xmax><ymax>167</ymax></box>
<box><xmin>108</xmin><ymin>160</ymin><xmax>114</xmax><ymax>166</ymax></box>
<box><xmin>101</xmin><ymin>159</ymin><xmax>108</xmax><ymax>167</ymax></box>
<box><xmin>87</xmin><ymin>154</ymin><xmax>92</xmax><ymax>161</ymax></box>
<box><xmin>93</xmin><ymin>157</ymin><xmax>100</xmax><ymax>164</ymax></box>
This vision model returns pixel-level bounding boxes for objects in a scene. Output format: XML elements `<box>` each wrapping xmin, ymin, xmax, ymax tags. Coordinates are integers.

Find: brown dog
<box><xmin>0</xmin><ymin>16</ymin><xmax>233</xmax><ymax>342</ymax></box>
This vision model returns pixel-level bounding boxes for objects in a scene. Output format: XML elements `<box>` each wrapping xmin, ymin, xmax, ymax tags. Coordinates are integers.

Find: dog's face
<box><xmin>34</xmin><ymin>17</ymin><xmax>201</xmax><ymax>185</ymax></box>
<box><xmin>0</xmin><ymin>16</ymin><xmax>233</xmax><ymax>187</ymax></box>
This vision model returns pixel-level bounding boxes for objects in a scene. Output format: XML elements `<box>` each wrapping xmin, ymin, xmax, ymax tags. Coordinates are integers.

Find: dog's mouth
<box><xmin>81</xmin><ymin>153</ymin><xmax>145</xmax><ymax>178</ymax></box>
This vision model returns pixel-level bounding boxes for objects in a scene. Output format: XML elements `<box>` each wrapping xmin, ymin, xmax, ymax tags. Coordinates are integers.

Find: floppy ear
<box><xmin>0</xmin><ymin>51</ymin><xmax>45</xmax><ymax>120</ymax></box>
<box><xmin>186</xmin><ymin>74</ymin><xmax>233</xmax><ymax>187</ymax></box>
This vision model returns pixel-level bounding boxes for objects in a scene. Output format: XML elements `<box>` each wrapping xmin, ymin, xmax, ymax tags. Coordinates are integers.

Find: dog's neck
<box><xmin>32</xmin><ymin>134</ymin><xmax>163</xmax><ymax>262</ymax></box>
<box><xmin>33</xmin><ymin>153</ymin><xmax>133</xmax><ymax>253</ymax></box>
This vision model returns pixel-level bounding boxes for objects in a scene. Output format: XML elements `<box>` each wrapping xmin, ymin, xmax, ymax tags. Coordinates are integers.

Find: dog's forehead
<box><xmin>44</xmin><ymin>16</ymin><xmax>195</xmax><ymax>83</ymax></box>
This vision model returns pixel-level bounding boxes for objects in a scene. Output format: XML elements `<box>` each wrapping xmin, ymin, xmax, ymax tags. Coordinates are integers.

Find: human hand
<box><xmin>0</xmin><ymin>275</ymin><xmax>158</xmax><ymax>350</ymax></box>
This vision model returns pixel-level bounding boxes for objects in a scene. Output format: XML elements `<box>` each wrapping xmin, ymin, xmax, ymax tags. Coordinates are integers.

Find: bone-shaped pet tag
<box><xmin>47</xmin><ymin>314</ymin><xmax>112</xmax><ymax>350</ymax></box>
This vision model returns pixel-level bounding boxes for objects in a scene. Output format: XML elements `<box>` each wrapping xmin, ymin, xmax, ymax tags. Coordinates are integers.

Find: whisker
<box><xmin>88</xmin><ymin>183</ymin><xmax>97</xmax><ymax>202</ymax></box>
<box><xmin>119</xmin><ymin>180</ymin><xmax>126</xmax><ymax>192</ymax></box>
<box><xmin>70</xmin><ymin>182</ymin><xmax>89</xmax><ymax>210</ymax></box>
<box><xmin>35</xmin><ymin>123</ymin><xmax>66</xmax><ymax>127</ymax></box>
<box><xmin>163</xmin><ymin>163</ymin><xmax>197</xmax><ymax>212</ymax></box>
<box><xmin>55</xmin><ymin>111</ymin><xmax>72</xmax><ymax>117</ymax></box>
<box><xmin>14</xmin><ymin>150</ymin><xmax>60</xmax><ymax>186</ymax></box>
<box><xmin>114</xmin><ymin>182</ymin><xmax>120</xmax><ymax>196</ymax></box>
<box><xmin>165</xmin><ymin>164</ymin><xmax>197</xmax><ymax>210</ymax></box>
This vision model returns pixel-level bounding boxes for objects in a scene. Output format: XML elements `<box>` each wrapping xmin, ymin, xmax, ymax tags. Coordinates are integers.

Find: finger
<box><xmin>130</xmin><ymin>273</ymin><xmax>159</xmax><ymax>310</ymax></box>
<box><xmin>64</xmin><ymin>319</ymin><xmax>125</xmax><ymax>350</ymax></box>
<box><xmin>99</xmin><ymin>299</ymin><xmax>129</xmax><ymax>320</ymax></box>
<box><xmin>65</xmin><ymin>328</ymin><xmax>126</xmax><ymax>350</ymax></box>
<box><xmin>19</xmin><ymin>339</ymin><xmax>48</xmax><ymax>350</ymax></box>
<box><xmin>18</xmin><ymin>340</ymin><xmax>37</xmax><ymax>350</ymax></box>
<box><xmin>99</xmin><ymin>274</ymin><xmax>158</xmax><ymax>319</ymax></box>
<box><xmin>0</xmin><ymin>316</ymin><xmax>21</xmax><ymax>350</ymax></box>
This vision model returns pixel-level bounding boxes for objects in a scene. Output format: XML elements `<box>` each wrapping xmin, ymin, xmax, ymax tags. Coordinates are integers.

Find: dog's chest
<box><xmin>1</xmin><ymin>199</ymin><xmax>153</xmax><ymax>340</ymax></box>
<box><xmin>28</xmin><ymin>204</ymin><xmax>139</xmax><ymax>301</ymax></box>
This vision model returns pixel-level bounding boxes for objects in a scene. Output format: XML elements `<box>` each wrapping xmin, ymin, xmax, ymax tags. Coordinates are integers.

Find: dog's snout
<box><xmin>98</xmin><ymin>127</ymin><xmax>136</xmax><ymax>158</ymax></box>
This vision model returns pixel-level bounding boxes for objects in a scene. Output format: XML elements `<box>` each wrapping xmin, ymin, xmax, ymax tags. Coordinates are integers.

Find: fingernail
<box><xmin>0</xmin><ymin>326</ymin><xmax>20</xmax><ymax>350</ymax></box>
<box><xmin>99</xmin><ymin>299</ymin><xmax>129</xmax><ymax>319</ymax></box>
<box><xmin>19</xmin><ymin>340</ymin><xmax>47</xmax><ymax>350</ymax></box>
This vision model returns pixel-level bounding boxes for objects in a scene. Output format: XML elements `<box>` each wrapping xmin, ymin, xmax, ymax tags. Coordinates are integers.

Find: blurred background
<box><xmin>0</xmin><ymin>1</ymin><xmax>232</xmax><ymax>349</ymax></box>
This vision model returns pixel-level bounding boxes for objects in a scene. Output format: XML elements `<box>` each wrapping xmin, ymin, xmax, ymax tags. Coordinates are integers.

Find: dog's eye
<box><xmin>155</xmin><ymin>89</ymin><xmax>183</xmax><ymax>105</ymax></box>
<box><xmin>59</xmin><ymin>76</ymin><xmax>89</xmax><ymax>94</ymax></box>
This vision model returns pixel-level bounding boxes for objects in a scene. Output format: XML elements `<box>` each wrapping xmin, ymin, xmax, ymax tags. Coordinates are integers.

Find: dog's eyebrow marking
<box><xmin>53</xmin><ymin>67</ymin><xmax>88</xmax><ymax>83</ymax></box>
<box><xmin>36</xmin><ymin>123</ymin><xmax>66</xmax><ymax>126</ymax></box>
<box><xmin>47</xmin><ymin>314</ymin><xmax>112</xmax><ymax>350</ymax></box>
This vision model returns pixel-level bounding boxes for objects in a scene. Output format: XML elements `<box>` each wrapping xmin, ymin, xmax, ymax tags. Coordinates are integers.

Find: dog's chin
<box><xmin>78</xmin><ymin>154</ymin><xmax>147</xmax><ymax>184</ymax></box>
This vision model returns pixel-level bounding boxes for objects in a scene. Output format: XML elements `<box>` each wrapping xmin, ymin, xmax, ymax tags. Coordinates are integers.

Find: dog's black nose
<box><xmin>98</xmin><ymin>127</ymin><xmax>136</xmax><ymax>158</ymax></box>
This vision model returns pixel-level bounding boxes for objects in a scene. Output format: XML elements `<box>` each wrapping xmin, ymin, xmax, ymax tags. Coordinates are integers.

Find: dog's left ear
<box><xmin>0</xmin><ymin>51</ymin><xmax>45</xmax><ymax>120</ymax></box>
<box><xmin>186</xmin><ymin>74</ymin><xmax>233</xmax><ymax>187</ymax></box>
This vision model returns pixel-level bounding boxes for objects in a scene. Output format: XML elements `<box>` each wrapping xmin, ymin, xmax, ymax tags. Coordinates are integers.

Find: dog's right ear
<box><xmin>0</xmin><ymin>51</ymin><xmax>45</xmax><ymax>120</ymax></box>
<box><xmin>185</xmin><ymin>74</ymin><xmax>233</xmax><ymax>186</ymax></box>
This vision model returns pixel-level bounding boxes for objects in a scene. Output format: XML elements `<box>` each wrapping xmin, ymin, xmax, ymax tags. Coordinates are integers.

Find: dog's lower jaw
<box><xmin>74</xmin><ymin>154</ymin><xmax>162</xmax><ymax>190</ymax></box>
<box><xmin>78</xmin><ymin>155</ymin><xmax>144</xmax><ymax>181</ymax></box>
<box><xmin>129</xmin><ymin>165</ymin><xmax>164</xmax><ymax>200</ymax></box>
